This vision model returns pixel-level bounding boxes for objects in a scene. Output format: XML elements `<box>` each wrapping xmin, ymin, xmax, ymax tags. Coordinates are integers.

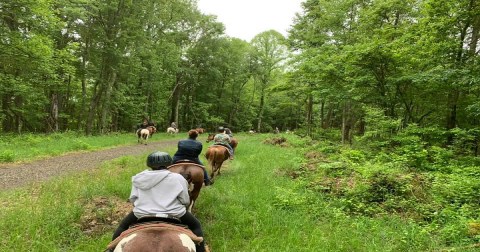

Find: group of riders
<box><xmin>108</xmin><ymin>120</ymin><xmax>236</xmax><ymax>251</ymax></box>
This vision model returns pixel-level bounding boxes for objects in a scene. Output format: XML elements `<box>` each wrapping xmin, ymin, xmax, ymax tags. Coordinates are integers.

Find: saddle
<box><xmin>211</xmin><ymin>144</ymin><xmax>232</xmax><ymax>155</ymax></box>
<box><xmin>168</xmin><ymin>161</ymin><xmax>205</xmax><ymax>169</ymax></box>
<box><xmin>106</xmin><ymin>222</ymin><xmax>203</xmax><ymax>250</ymax></box>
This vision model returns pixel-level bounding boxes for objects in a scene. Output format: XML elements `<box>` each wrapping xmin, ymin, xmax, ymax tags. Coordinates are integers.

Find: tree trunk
<box><xmin>100</xmin><ymin>72</ymin><xmax>117</xmax><ymax>134</ymax></box>
<box><xmin>320</xmin><ymin>100</ymin><xmax>325</xmax><ymax>129</ymax></box>
<box><xmin>446</xmin><ymin>89</ymin><xmax>459</xmax><ymax>144</ymax></box>
<box><xmin>306</xmin><ymin>93</ymin><xmax>313</xmax><ymax>137</ymax></box>
<box><xmin>170</xmin><ymin>74</ymin><xmax>182</xmax><ymax>128</ymax></box>
<box><xmin>257</xmin><ymin>88</ymin><xmax>265</xmax><ymax>132</ymax></box>
<box><xmin>86</xmin><ymin>79</ymin><xmax>103</xmax><ymax>135</ymax></box>
<box><xmin>341</xmin><ymin>102</ymin><xmax>352</xmax><ymax>144</ymax></box>
<box><xmin>49</xmin><ymin>93</ymin><xmax>59</xmax><ymax>132</ymax></box>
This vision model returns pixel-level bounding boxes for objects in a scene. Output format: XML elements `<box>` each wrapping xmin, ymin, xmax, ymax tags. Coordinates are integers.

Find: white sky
<box><xmin>197</xmin><ymin>0</ymin><xmax>304</xmax><ymax>42</ymax></box>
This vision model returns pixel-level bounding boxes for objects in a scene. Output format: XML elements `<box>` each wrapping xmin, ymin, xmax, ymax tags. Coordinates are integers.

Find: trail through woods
<box><xmin>0</xmin><ymin>140</ymin><xmax>179</xmax><ymax>191</ymax></box>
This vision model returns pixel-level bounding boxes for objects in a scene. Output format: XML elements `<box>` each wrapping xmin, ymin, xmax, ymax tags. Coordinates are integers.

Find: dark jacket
<box><xmin>172</xmin><ymin>138</ymin><xmax>203</xmax><ymax>165</ymax></box>
<box><xmin>137</xmin><ymin>121</ymin><xmax>154</xmax><ymax>130</ymax></box>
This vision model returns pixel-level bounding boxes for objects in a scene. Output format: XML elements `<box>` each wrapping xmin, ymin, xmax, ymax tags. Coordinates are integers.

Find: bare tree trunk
<box><xmin>257</xmin><ymin>88</ymin><xmax>265</xmax><ymax>132</ymax></box>
<box><xmin>306</xmin><ymin>94</ymin><xmax>313</xmax><ymax>137</ymax></box>
<box><xmin>49</xmin><ymin>93</ymin><xmax>59</xmax><ymax>132</ymax></box>
<box><xmin>2</xmin><ymin>93</ymin><xmax>13</xmax><ymax>132</ymax></box>
<box><xmin>446</xmin><ymin>89</ymin><xmax>459</xmax><ymax>144</ymax></box>
<box><xmin>86</xmin><ymin>79</ymin><xmax>103</xmax><ymax>135</ymax></box>
<box><xmin>170</xmin><ymin>75</ymin><xmax>182</xmax><ymax>128</ymax></box>
<box><xmin>341</xmin><ymin>102</ymin><xmax>351</xmax><ymax>144</ymax></box>
<box><xmin>100</xmin><ymin>72</ymin><xmax>116</xmax><ymax>134</ymax></box>
<box><xmin>320</xmin><ymin>100</ymin><xmax>325</xmax><ymax>129</ymax></box>
<box><xmin>14</xmin><ymin>96</ymin><xmax>23</xmax><ymax>133</ymax></box>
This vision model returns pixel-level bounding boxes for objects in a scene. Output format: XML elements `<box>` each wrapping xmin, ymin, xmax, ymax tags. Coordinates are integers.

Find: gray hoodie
<box><xmin>129</xmin><ymin>169</ymin><xmax>190</xmax><ymax>219</ymax></box>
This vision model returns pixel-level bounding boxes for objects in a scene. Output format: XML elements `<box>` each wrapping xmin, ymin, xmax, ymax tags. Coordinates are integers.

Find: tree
<box><xmin>251</xmin><ymin>30</ymin><xmax>288</xmax><ymax>132</ymax></box>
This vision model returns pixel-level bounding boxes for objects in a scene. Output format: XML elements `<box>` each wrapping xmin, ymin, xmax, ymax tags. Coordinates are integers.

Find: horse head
<box><xmin>206</xmin><ymin>133</ymin><xmax>215</xmax><ymax>143</ymax></box>
<box><xmin>230</xmin><ymin>138</ymin><xmax>238</xmax><ymax>151</ymax></box>
<box><xmin>148</xmin><ymin>126</ymin><xmax>157</xmax><ymax>135</ymax></box>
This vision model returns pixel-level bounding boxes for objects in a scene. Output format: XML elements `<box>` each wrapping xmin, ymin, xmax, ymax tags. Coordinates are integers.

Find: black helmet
<box><xmin>147</xmin><ymin>151</ymin><xmax>172</xmax><ymax>169</ymax></box>
<box><xmin>218</xmin><ymin>126</ymin><xmax>225</xmax><ymax>132</ymax></box>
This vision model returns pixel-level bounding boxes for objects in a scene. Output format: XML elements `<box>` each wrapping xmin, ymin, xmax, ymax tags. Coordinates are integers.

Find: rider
<box><xmin>110</xmin><ymin>151</ymin><xmax>207</xmax><ymax>252</ymax></box>
<box><xmin>172</xmin><ymin>129</ymin><xmax>212</xmax><ymax>186</ymax></box>
<box><xmin>136</xmin><ymin>117</ymin><xmax>155</xmax><ymax>135</ymax></box>
<box><xmin>223</xmin><ymin>125</ymin><xmax>233</xmax><ymax>138</ymax></box>
<box><xmin>171</xmin><ymin>121</ymin><xmax>177</xmax><ymax>130</ymax></box>
<box><xmin>213</xmin><ymin>126</ymin><xmax>234</xmax><ymax>160</ymax></box>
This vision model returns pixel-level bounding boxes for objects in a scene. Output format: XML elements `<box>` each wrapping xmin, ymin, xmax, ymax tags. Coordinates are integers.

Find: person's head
<box><xmin>146</xmin><ymin>151</ymin><xmax>172</xmax><ymax>170</ymax></box>
<box><xmin>188</xmin><ymin>129</ymin><xmax>199</xmax><ymax>139</ymax></box>
<box><xmin>217</xmin><ymin>126</ymin><xmax>225</xmax><ymax>133</ymax></box>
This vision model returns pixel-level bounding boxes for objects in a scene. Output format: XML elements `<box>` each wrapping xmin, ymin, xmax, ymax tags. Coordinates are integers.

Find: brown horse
<box><xmin>137</xmin><ymin>126</ymin><xmax>156</xmax><ymax>145</ymax></box>
<box><xmin>167</xmin><ymin>162</ymin><xmax>205</xmax><ymax>212</ymax></box>
<box><xmin>206</xmin><ymin>133</ymin><xmax>238</xmax><ymax>151</ymax></box>
<box><xmin>108</xmin><ymin>222</ymin><xmax>204</xmax><ymax>252</ymax></box>
<box><xmin>205</xmin><ymin>145</ymin><xmax>230</xmax><ymax>183</ymax></box>
<box><xmin>194</xmin><ymin>128</ymin><xmax>205</xmax><ymax>134</ymax></box>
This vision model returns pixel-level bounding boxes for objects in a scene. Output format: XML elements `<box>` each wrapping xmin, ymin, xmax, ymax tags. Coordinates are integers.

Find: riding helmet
<box><xmin>218</xmin><ymin>126</ymin><xmax>225</xmax><ymax>132</ymax></box>
<box><xmin>146</xmin><ymin>151</ymin><xmax>172</xmax><ymax>169</ymax></box>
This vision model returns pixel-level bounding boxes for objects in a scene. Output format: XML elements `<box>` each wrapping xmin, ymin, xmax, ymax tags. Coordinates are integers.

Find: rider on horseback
<box><xmin>213</xmin><ymin>126</ymin><xmax>234</xmax><ymax>160</ymax></box>
<box><xmin>172</xmin><ymin>129</ymin><xmax>212</xmax><ymax>186</ymax></box>
<box><xmin>136</xmin><ymin>117</ymin><xmax>155</xmax><ymax>135</ymax></box>
<box><xmin>223</xmin><ymin>125</ymin><xmax>233</xmax><ymax>138</ymax></box>
<box><xmin>111</xmin><ymin>151</ymin><xmax>208</xmax><ymax>252</ymax></box>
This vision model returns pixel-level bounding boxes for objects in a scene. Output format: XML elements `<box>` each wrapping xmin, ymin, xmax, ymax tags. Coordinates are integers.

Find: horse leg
<box><xmin>217</xmin><ymin>161</ymin><xmax>223</xmax><ymax>175</ymax></box>
<box><xmin>208</xmin><ymin>160</ymin><xmax>216</xmax><ymax>183</ymax></box>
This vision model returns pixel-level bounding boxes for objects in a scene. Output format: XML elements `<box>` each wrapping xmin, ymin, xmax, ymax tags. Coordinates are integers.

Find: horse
<box><xmin>137</xmin><ymin>126</ymin><xmax>156</xmax><ymax>145</ymax></box>
<box><xmin>205</xmin><ymin>145</ymin><xmax>230</xmax><ymax>183</ymax></box>
<box><xmin>107</xmin><ymin>222</ymin><xmax>204</xmax><ymax>252</ymax></box>
<box><xmin>167</xmin><ymin>162</ymin><xmax>205</xmax><ymax>212</ymax></box>
<box><xmin>194</xmin><ymin>128</ymin><xmax>205</xmax><ymax>134</ymax></box>
<box><xmin>206</xmin><ymin>133</ymin><xmax>238</xmax><ymax>152</ymax></box>
<box><xmin>167</xmin><ymin>127</ymin><xmax>179</xmax><ymax>134</ymax></box>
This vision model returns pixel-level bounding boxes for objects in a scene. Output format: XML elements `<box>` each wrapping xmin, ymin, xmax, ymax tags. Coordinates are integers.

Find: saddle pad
<box><xmin>107</xmin><ymin>222</ymin><xmax>203</xmax><ymax>250</ymax></box>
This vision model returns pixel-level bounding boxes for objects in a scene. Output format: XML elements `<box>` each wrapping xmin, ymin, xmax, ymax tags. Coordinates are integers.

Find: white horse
<box><xmin>137</xmin><ymin>126</ymin><xmax>156</xmax><ymax>145</ymax></box>
<box><xmin>167</xmin><ymin>127</ymin><xmax>179</xmax><ymax>134</ymax></box>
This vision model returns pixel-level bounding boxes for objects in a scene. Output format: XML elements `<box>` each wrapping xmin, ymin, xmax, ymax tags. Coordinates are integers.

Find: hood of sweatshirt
<box><xmin>132</xmin><ymin>169</ymin><xmax>169</xmax><ymax>190</ymax></box>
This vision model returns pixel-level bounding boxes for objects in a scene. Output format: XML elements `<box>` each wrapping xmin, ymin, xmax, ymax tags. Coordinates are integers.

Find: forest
<box><xmin>1</xmin><ymin>0</ymin><xmax>480</xmax><ymax>250</ymax></box>
<box><xmin>0</xmin><ymin>0</ymin><xmax>479</xmax><ymax>140</ymax></box>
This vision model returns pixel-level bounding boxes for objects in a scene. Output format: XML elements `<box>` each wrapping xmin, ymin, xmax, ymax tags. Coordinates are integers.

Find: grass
<box><xmin>0</xmin><ymin>133</ymin><xmax>476</xmax><ymax>251</ymax></box>
<box><xmin>0</xmin><ymin>131</ymin><xmax>182</xmax><ymax>163</ymax></box>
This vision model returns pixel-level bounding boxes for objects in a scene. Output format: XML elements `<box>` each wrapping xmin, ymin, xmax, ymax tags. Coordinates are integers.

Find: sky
<box><xmin>197</xmin><ymin>0</ymin><xmax>304</xmax><ymax>42</ymax></box>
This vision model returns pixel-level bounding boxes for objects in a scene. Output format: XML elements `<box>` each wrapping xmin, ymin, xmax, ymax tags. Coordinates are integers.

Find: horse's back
<box><xmin>168</xmin><ymin>163</ymin><xmax>205</xmax><ymax>180</ymax></box>
<box><xmin>114</xmin><ymin>229</ymin><xmax>196</xmax><ymax>252</ymax></box>
<box><xmin>206</xmin><ymin>145</ymin><xmax>229</xmax><ymax>161</ymax></box>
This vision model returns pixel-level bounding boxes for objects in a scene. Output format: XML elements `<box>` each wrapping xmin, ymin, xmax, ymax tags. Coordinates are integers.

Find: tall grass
<box><xmin>0</xmin><ymin>133</ymin><xmax>473</xmax><ymax>251</ymax></box>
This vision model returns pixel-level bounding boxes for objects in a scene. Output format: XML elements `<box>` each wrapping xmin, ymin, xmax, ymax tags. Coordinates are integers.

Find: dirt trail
<box><xmin>0</xmin><ymin>140</ymin><xmax>179</xmax><ymax>191</ymax></box>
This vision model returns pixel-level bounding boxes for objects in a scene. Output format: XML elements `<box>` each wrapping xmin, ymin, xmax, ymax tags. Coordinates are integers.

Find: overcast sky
<box><xmin>197</xmin><ymin>0</ymin><xmax>304</xmax><ymax>42</ymax></box>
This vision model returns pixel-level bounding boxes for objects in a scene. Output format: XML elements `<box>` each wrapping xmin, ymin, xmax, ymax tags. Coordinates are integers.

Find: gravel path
<box><xmin>0</xmin><ymin>140</ymin><xmax>179</xmax><ymax>191</ymax></box>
